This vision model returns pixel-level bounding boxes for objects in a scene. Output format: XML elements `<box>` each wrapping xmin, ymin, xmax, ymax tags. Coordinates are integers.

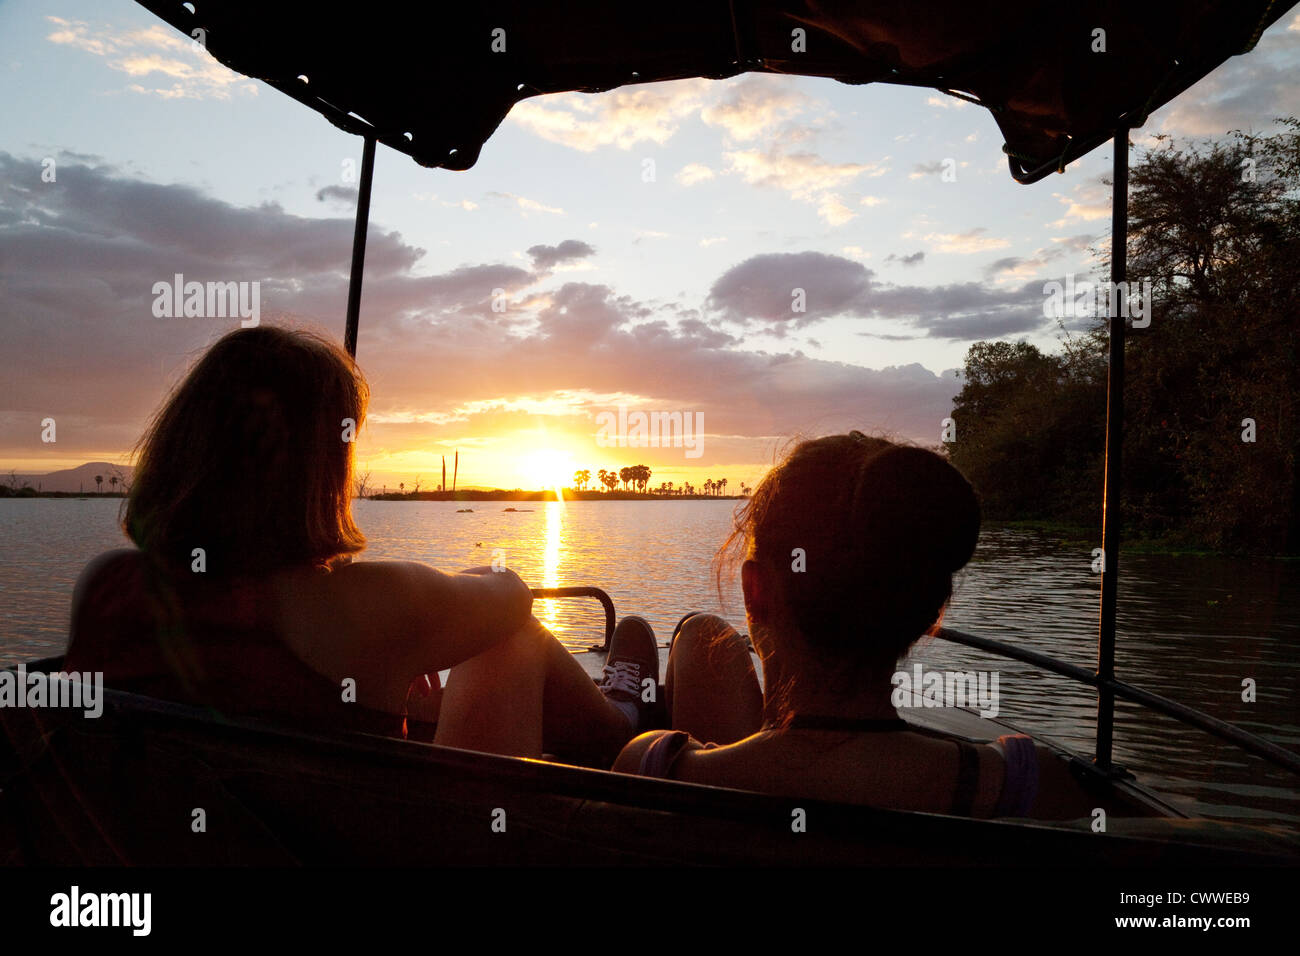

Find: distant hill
<box><xmin>5</xmin><ymin>462</ymin><xmax>134</xmax><ymax>494</ymax></box>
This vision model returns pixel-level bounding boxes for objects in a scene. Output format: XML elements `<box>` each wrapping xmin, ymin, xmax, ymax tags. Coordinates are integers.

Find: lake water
<box><xmin>1</xmin><ymin>497</ymin><xmax>1297</xmax><ymax>832</ymax></box>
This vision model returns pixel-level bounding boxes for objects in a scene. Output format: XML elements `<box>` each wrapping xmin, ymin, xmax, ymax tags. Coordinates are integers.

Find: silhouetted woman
<box><xmin>67</xmin><ymin>326</ymin><xmax>633</xmax><ymax>762</ymax></box>
<box><xmin>613</xmin><ymin>433</ymin><xmax>1097</xmax><ymax>818</ymax></box>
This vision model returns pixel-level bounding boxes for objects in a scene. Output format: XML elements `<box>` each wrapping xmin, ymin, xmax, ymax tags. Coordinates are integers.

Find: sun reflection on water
<box><xmin>535</xmin><ymin>499</ymin><xmax>564</xmax><ymax>632</ymax></box>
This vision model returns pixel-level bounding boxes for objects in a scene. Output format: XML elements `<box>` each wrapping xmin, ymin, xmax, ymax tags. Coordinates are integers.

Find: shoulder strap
<box><xmin>950</xmin><ymin>740</ymin><xmax>981</xmax><ymax>816</ymax></box>
<box><xmin>993</xmin><ymin>734</ymin><xmax>1040</xmax><ymax>816</ymax></box>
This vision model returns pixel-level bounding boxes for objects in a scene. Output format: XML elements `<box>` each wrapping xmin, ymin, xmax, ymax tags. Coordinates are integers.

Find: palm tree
<box><xmin>109</xmin><ymin>475</ymin><xmax>118</xmax><ymax>494</ymax></box>
<box><xmin>619</xmin><ymin>466</ymin><xmax>632</xmax><ymax>491</ymax></box>
<box><xmin>399</xmin><ymin>482</ymin><xmax>405</xmax><ymax>495</ymax></box>
<box><xmin>719</xmin><ymin>478</ymin><xmax>728</xmax><ymax>496</ymax></box>
<box><xmin>94</xmin><ymin>474</ymin><xmax>103</xmax><ymax>494</ymax></box>
<box><xmin>574</xmin><ymin>469</ymin><xmax>591</xmax><ymax>491</ymax></box>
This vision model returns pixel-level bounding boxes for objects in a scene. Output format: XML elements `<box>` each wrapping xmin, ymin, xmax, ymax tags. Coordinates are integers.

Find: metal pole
<box><xmin>344</xmin><ymin>134</ymin><xmax>377</xmax><ymax>358</ymax></box>
<box><xmin>1096</xmin><ymin>124</ymin><xmax>1129</xmax><ymax>772</ymax></box>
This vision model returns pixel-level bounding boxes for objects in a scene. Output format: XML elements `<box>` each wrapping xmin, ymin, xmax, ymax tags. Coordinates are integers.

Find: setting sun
<box><xmin>523</xmin><ymin>448</ymin><xmax>576</xmax><ymax>494</ymax></box>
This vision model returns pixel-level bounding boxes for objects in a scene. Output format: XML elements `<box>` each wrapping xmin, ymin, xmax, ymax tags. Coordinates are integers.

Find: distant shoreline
<box><xmin>0</xmin><ymin>489</ymin><xmax>743</xmax><ymax>502</ymax></box>
<box><xmin>0</xmin><ymin>490</ymin><xmax>127</xmax><ymax>499</ymax></box>
<box><xmin>368</xmin><ymin>490</ymin><xmax>745</xmax><ymax>502</ymax></box>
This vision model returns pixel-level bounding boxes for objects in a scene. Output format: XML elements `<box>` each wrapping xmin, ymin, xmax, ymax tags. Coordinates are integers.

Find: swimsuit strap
<box><xmin>785</xmin><ymin>714</ymin><xmax>911</xmax><ymax>733</ymax></box>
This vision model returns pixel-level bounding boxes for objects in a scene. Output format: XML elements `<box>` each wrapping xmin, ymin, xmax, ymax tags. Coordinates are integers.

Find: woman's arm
<box><xmin>275</xmin><ymin>559</ymin><xmax>534</xmax><ymax>685</ymax></box>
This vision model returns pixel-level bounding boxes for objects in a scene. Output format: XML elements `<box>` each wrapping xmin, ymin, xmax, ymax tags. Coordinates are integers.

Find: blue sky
<box><xmin>2</xmin><ymin>1</ymin><xmax>1298</xmax><ymax>490</ymax></box>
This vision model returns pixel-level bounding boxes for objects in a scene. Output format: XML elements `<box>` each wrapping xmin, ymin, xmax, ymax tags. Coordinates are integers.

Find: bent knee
<box><xmin>675</xmin><ymin>613</ymin><xmax>743</xmax><ymax>654</ymax></box>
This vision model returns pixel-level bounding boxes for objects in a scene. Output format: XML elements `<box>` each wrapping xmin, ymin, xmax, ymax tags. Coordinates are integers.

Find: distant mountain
<box><xmin>6</xmin><ymin>462</ymin><xmax>134</xmax><ymax>494</ymax></box>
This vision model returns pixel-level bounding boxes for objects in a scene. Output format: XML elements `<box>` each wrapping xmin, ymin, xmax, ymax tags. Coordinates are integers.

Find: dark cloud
<box><xmin>315</xmin><ymin>184</ymin><xmax>358</xmax><ymax>205</ymax></box>
<box><xmin>527</xmin><ymin>239</ymin><xmax>595</xmax><ymax>270</ymax></box>
<box><xmin>706</xmin><ymin>251</ymin><xmax>872</xmax><ymax>325</ymax></box>
<box><xmin>706</xmin><ymin>251</ymin><xmax>1049</xmax><ymax>339</ymax></box>
<box><xmin>885</xmin><ymin>251</ymin><xmax>926</xmax><ymax>267</ymax></box>
<box><xmin>911</xmin><ymin>161</ymin><xmax>947</xmax><ymax>176</ymax></box>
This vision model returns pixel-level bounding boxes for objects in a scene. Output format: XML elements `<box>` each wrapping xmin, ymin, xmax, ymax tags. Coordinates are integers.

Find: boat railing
<box><xmin>530</xmin><ymin>586</ymin><xmax>616</xmax><ymax>651</ymax></box>
<box><xmin>935</xmin><ymin>626</ymin><xmax>1300</xmax><ymax>778</ymax></box>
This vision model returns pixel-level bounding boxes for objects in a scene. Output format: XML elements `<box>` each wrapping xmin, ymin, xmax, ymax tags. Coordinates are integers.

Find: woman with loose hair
<box><xmin>67</xmin><ymin>325</ymin><xmax>636</xmax><ymax>763</ymax></box>
<box><xmin>612</xmin><ymin>432</ymin><xmax>1097</xmax><ymax>818</ymax></box>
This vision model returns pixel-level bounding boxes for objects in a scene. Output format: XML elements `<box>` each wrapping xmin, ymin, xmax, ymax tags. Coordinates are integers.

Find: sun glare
<box><xmin>523</xmin><ymin>448</ymin><xmax>575</xmax><ymax>494</ymax></box>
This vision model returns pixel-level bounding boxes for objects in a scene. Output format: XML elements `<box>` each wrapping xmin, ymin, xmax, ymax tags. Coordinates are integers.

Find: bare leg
<box><xmin>435</xmin><ymin>616</ymin><xmax>635</xmax><ymax>763</ymax></box>
<box><xmin>665</xmin><ymin>613</ymin><xmax>763</xmax><ymax>744</ymax></box>
<box><xmin>539</xmin><ymin>631</ymin><xmax>639</xmax><ymax>766</ymax></box>
<box><xmin>435</xmin><ymin>618</ymin><xmax>547</xmax><ymax>757</ymax></box>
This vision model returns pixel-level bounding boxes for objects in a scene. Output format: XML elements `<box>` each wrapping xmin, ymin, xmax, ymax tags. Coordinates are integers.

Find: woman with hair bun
<box><xmin>612</xmin><ymin>432</ymin><xmax>1097</xmax><ymax>818</ymax></box>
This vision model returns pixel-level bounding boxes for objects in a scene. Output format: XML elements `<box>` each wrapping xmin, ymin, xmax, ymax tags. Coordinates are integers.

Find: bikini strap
<box><xmin>785</xmin><ymin>715</ymin><xmax>910</xmax><ymax>733</ymax></box>
<box><xmin>637</xmin><ymin>730</ymin><xmax>694</xmax><ymax>779</ymax></box>
<box><xmin>950</xmin><ymin>741</ymin><xmax>981</xmax><ymax>816</ymax></box>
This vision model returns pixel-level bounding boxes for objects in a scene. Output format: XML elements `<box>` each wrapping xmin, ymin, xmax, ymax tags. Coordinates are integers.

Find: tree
<box><xmin>574</xmin><ymin>469</ymin><xmax>591</xmax><ymax>491</ymax></box>
<box><xmin>95</xmin><ymin>474</ymin><xmax>103</xmax><ymax>494</ymax></box>
<box><xmin>948</xmin><ymin>120</ymin><xmax>1300</xmax><ymax>551</ymax></box>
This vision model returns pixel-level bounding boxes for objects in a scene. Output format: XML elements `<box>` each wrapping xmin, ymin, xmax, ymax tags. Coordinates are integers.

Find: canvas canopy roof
<box><xmin>137</xmin><ymin>0</ymin><xmax>1293</xmax><ymax>183</ymax></box>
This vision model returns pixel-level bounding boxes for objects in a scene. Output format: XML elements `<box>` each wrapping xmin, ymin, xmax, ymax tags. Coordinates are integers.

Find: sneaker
<box><xmin>598</xmin><ymin>616</ymin><xmax>659</xmax><ymax>730</ymax></box>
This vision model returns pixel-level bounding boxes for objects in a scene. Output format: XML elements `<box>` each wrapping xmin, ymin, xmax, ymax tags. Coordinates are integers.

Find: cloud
<box><xmin>506</xmin><ymin>80</ymin><xmax>711</xmax><ymax>151</ymax></box>
<box><xmin>909</xmin><ymin>161</ymin><xmax>948</xmax><ymax>179</ymax></box>
<box><xmin>705</xmin><ymin>251</ymin><xmax>1047</xmax><ymax>340</ymax></box>
<box><xmin>1050</xmin><ymin>182</ymin><xmax>1111</xmax><ymax>227</ymax></box>
<box><xmin>316</xmin><ymin>185</ymin><xmax>358</xmax><ymax>205</ymax></box>
<box><xmin>926</xmin><ymin>95</ymin><xmax>969</xmax><ymax>110</ymax></box>
<box><xmin>885</xmin><ymin>251</ymin><xmax>926</xmax><ymax>267</ymax></box>
<box><xmin>486</xmin><ymin>191</ymin><xmax>564</xmax><ymax>216</ymax></box>
<box><xmin>676</xmin><ymin>163</ymin><xmax>715</xmax><ymax>185</ymax></box>
<box><xmin>527</xmin><ymin>240</ymin><xmax>595</xmax><ymax>270</ymax></box>
<box><xmin>45</xmin><ymin>16</ymin><xmax>259</xmax><ymax>100</ymax></box>
<box><xmin>922</xmin><ymin>228</ymin><xmax>1010</xmax><ymax>254</ymax></box>
<box><xmin>699</xmin><ymin>75</ymin><xmax>811</xmax><ymax>139</ymax></box>
<box><xmin>724</xmin><ymin>146</ymin><xmax>884</xmax><ymax>225</ymax></box>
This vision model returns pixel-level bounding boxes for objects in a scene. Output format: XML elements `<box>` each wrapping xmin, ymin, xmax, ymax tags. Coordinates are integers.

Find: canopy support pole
<box><xmin>344</xmin><ymin>134</ymin><xmax>377</xmax><ymax>358</ymax></box>
<box><xmin>1096</xmin><ymin>124</ymin><xmax>1129</xmax><ymax>772</ymax></box>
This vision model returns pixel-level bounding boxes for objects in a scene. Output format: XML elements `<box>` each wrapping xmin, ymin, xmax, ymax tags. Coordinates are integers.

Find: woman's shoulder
<box><xmin>71</xmin><ymin>548</ymin><xmax>148</xmax><ymax>612</ymax></box>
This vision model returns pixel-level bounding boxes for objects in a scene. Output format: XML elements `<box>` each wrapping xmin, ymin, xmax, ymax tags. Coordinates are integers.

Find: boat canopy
<box><xmin>136</xmin><ymin>0</ymin><xmax>1291</xmax><ymax>183</ymax></box>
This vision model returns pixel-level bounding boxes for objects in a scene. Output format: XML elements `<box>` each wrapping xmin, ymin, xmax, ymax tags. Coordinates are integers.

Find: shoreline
<box><xmin>367</xmin><ymin>490</ymin><xmax>745</xmax><ymax>502</ymax></box>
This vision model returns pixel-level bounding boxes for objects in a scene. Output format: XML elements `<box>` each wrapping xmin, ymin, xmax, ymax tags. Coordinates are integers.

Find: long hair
<box><xmin>124</xmin><ymin>326</ymin><xmax>368</xmax><ymax>577</ymax></box>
